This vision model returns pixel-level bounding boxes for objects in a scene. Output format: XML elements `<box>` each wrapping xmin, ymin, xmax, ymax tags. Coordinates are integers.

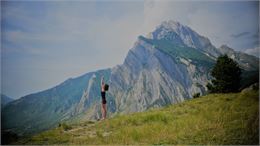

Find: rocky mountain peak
<box><xmin>220</xmin><ymin>44</ymin><xmax>234</xmax><ymax>50</ymax></box>
<box><xmin>150</xmin><ymin>20</ymin><xmax>217</xmax><ymax>57</ymax></box>
<box><xmin>160</xmin><ymin>20</ymin><xmax>183</xmax><ymax>31</ymax></box>
<box><xmin>218</xmin><ymin>44</ymin><xmax>235</xmax><ymax>54</ymax></box>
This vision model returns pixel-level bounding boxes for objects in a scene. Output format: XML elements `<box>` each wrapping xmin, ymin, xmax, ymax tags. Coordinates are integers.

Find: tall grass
<box><xmin>16</xmin><ymin>89</ymin><xmax>259</xmax><ymax>145</ymax></box>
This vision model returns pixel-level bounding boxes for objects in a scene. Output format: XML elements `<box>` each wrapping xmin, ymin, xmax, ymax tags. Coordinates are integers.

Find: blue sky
<box><xmin>1</xmin><ymin>1</ymin><xmax>259</xmax><ymax>99</ymax></box>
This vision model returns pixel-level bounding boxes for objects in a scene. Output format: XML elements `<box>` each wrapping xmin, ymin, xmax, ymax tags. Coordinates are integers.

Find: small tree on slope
<box><xmin>207</xmin><ymin>54</ymin><xmax>241</xmax><ymax>93</ymax></box>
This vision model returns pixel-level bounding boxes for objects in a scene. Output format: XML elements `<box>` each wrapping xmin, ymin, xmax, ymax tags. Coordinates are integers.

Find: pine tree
<box><xmin>207</xmin><ymin>55</ymin><xmax>241</xmax><ymax>93</ymax></box>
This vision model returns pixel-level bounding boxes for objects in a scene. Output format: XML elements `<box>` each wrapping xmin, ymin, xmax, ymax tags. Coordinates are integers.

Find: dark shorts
<box><xmin>101</xmin><ymin>91</ymin><xmax>107</xmax><ymax>104</ymax></box>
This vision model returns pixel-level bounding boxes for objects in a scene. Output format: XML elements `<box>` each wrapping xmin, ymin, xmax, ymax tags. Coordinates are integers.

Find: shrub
<box><xmin>59</xmin><ymin>123</ymin><xmax>72</xmax><ymax>131</ymax></box>
<box><xmin>193</xmin><ymin>93</ymin><xmax>201</xmax><ymax>98</ymax></box>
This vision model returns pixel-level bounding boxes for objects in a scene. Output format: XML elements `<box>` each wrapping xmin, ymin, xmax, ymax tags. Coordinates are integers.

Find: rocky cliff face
<box><xmin>109</xmin><ymin>37</ymin><xmax>211</xmax><ymax>114</ymax></box>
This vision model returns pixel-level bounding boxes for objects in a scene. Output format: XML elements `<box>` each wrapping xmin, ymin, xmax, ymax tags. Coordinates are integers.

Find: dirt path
<box><xmin>64</xmin><ymin>121</ymin><xmax>112</xmax><ymax>139</ymax></box>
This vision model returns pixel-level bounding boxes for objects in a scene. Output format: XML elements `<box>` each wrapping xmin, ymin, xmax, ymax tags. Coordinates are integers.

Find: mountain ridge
<box><xmin>1</xmin><ymin>94</ymin><xmax>14</xmax><ymax>107</ymax></box>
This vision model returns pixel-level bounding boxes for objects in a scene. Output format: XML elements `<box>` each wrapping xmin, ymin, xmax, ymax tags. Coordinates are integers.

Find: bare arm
<box><xmin>101</xmin><ymin>76</ymin><xmax>105</xmax><ymax>85</ymax></box>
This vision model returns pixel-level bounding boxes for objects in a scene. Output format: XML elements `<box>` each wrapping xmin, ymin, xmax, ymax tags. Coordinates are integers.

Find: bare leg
<box><xmin>101</xmin><ymin>104</ymin><xmax>107</xmax><ymax>120</ymax></box>
<box><xmin>101</xmin><ymin>104</ymin><xmax>105</xmax><ymax>119</ymax></box>
<box><xmin>104</xmin><ymin>104</ymin><xmax>107</xmax><ymax>119</ymax></box>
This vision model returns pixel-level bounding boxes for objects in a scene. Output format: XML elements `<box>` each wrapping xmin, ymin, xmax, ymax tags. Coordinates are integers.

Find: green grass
<box><xmin>15</xmin><ymin>89</ymin><xmax>259</xmax><ymax>145</ymax></box>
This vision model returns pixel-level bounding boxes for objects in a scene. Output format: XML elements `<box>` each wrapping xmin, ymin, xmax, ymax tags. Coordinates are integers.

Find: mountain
<box><xmin>2</xmin><ymin>20</ymin><xmax>259</xmax><ymax>137</ymax></box>
<box><xmin>2</xmin><ymin>69</ymin><xmax>110</xmax><ymax>136</ymax></box>
<box><xmin>108</xmin><ymin>36</ymin><xmax>213</xmax><ymax>114</ymax></box>
<box><xmin>150</xmin><ymin>21</ymin><xmax>221</xmax><ymax>58</ymax></box>
<box><xmin>218</xmin><ymin>45</ymin><xmax>259</xmax><ymax>71</ymax></box>
<box><xmin>1</xmin><ymin>94</ymin><xmax>14</xmax><ymax>107</ymax></box>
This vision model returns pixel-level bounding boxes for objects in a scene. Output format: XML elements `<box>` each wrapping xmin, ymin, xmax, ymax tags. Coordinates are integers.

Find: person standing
<box><xmin>101</xmin><ymin>76</ymin><xmax>107</xmax><ymax>120</ymax></box>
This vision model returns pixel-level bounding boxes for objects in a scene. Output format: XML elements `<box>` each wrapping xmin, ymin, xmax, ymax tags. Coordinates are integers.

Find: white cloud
<box><xmin>2</xmin><ymin>1</ymin><xmax>145</xmax><ymax>98</ymax></box>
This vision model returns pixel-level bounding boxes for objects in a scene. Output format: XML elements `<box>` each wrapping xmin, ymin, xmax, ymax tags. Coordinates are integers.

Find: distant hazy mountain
<box><xmin>1</xmin><ymin>94</ymin><xmax>13</xmax><ymax>107</ymax></box>
<box><xmin>2</xmin><ymin>20</ymin><xmax>259</xmax><ymax>137</ymax></box>
<box><xmin>217</xmin><ymin>44</ymin><xmax>259</xmax><ymax>70</ymax></box>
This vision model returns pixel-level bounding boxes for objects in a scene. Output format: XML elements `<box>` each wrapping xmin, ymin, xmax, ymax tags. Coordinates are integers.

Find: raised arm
<box><xmin>101</xmin><ymin>76</ymin><xmax>105</xmax><ymax>86</ymax></box>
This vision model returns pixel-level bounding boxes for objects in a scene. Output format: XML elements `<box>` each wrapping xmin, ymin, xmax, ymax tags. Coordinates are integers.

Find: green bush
<box><xmin>59</xmin><ymin>123</ymin><xmax>72</xmax><ymax>131</ymax></box>
<box><xmin>193</xmin><ymin>93</ymin><xmax>200</xmax><ymax>98</ymax></box>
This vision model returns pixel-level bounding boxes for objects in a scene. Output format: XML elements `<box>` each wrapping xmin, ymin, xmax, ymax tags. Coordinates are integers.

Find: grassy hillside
<box><xmin>15</xmin><ymin>88</ymin><xmax>259</xmax><ymax>145</ymax></box>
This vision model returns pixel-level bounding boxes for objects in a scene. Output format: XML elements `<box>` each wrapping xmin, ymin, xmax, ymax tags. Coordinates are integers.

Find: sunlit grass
<box><xmin>16</xmin><ymin>89</ymin><xmax>259</xmax><ymax>145</ymax></box>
